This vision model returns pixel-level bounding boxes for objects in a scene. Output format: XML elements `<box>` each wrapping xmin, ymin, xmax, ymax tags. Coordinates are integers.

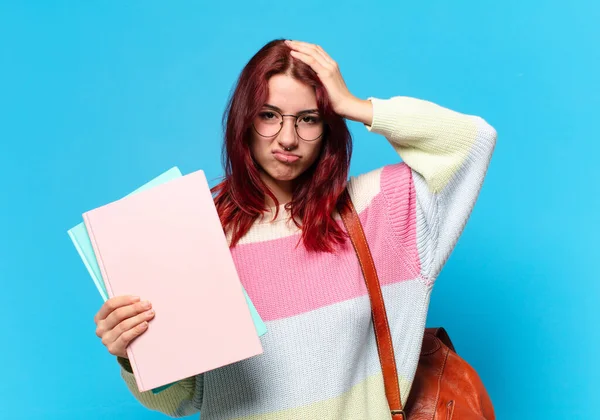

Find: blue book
<box><xmin>67</xmin><ymin>167</ymin><xmax>267</xmax><ymax>393</ymax></box>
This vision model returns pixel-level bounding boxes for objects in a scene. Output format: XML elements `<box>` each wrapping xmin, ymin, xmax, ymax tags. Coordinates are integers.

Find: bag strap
<box><xmin>338</xmin><ymin>189</ymin><xmax>406</xmax><ymax>420</ymax></box>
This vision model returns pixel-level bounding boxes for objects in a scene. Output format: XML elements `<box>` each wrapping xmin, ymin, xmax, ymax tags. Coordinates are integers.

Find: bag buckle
<box><xmin>391</xmin><ymin>409</ymin><xmax>407</xmax><ymax>419</ymax></box>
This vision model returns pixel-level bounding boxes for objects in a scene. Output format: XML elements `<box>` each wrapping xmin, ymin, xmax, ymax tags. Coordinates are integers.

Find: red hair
<box><xmin>211</xmin><ymin>39</ymin><xmax>352</xmax><ymax>252</ymax></box>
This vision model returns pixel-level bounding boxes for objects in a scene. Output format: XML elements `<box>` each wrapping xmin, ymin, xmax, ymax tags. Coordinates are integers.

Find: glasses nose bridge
<box><xmin>277</xmin><ymin>113</ymin><xmax>300</xmax><ymax>144</ymax></box>
<box><xmin>280</xmin><ymin>113</ymin><xmax>299</xmax><ymax>127</ymax></box>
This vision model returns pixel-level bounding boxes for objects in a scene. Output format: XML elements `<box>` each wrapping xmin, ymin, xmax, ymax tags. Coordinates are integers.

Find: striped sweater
<box><xmin>117</xmin><ymin>96</ymin><xmax>497</xmax><ymax>419</ymax></box>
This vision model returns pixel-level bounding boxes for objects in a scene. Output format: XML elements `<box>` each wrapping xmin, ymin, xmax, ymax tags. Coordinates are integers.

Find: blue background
<box><xmin>1</xmin><ymin>1</ymin><xmax>598</xmax><ymax>419</ymax></box>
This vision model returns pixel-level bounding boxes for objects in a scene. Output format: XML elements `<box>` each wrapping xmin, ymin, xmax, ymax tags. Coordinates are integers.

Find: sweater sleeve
<box><xmin>366</xmin><ymin>96</ymin><xmax>497</xmax><ymax>282</ymax></box>
<box><xmin>117</xmin><ymin>357</ymin><xmax>203</xmax><ymax>418</ymax></box>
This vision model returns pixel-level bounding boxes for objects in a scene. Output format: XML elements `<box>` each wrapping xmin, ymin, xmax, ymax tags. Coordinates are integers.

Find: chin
<box><xmin>266</xmin><ymin>166</ymin><xmax>302</xmax><ymax>183</ymax></box>
<box><xmin>272</xmin><ymin>172</ymin><xmax>299</xmax><ymax>182</ymax></box>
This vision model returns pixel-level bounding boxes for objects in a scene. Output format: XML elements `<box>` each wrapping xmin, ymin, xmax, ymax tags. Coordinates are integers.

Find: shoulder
<box><xmin>345</xmin><ymin>162</ymin><xmax>423</xmax><ymax>279</ymax></box>
<box><xmin>346</xmin><ymin>162</ymin><xmax>414</xmax><ymax>215</ymax></box>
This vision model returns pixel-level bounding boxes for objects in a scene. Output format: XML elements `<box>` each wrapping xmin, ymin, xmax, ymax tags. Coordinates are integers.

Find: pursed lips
<box><xmin>272</xmin><ymin>150</ymin><xmax>301</xmax><ymax>163</ymax></box>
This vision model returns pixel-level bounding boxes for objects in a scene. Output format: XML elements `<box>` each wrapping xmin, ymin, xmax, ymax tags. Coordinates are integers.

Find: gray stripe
<box><xmin>200</xmin><ymin>279</ymin><xmax>430</xmax><ymax>419</ymax></box>
<box><xmin>413</xmin><ymin>115</ymin><xmax>497</xmax><ymax>281</ymax></box>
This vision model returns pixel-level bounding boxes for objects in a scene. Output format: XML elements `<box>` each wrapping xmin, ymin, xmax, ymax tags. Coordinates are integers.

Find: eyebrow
<box><xmin>263</xmin><ymin>104</ymin><xmax>319</xmax><ymax>114</ymax></box>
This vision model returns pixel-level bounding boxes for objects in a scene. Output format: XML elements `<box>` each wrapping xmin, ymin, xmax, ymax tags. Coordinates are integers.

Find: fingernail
<box><xmin>131</xmin><ymin>296</ymin><xmax>140</xmax><ymax>302</ymax></box>
<box><xmin>146</xmin><ymin>309</ymin><xmax>154</xmax><ymax>317</ymax></box>
<box><xmin>142</xmin><ymin>301</ymin><xmax>151</xmax><ymax>309</ymax></box>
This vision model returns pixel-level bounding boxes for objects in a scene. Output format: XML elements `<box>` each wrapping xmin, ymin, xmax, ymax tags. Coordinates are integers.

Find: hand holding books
<box><xmin>94</xmin><ymin>295</ymin><xmax>155</xmax><ymax>359</ymax></box>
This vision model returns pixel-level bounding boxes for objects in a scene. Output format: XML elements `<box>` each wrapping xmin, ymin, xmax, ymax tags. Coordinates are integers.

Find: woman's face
<box><xmin>250</xmin><ymin>74</ymin><xmax>324</xmax><ymax>194</ymax></box>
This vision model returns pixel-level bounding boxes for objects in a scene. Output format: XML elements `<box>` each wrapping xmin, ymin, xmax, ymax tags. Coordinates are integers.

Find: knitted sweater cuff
<box><xmin>117</xmin><ymin>356</ymin><xmax>133</xmax><ymax>374</ymax></box>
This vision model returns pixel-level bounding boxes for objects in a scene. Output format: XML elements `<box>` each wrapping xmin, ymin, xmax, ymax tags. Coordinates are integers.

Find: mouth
<box><xmin>272</xmin><ymin>151</ymin><xmax>300</xmax><ymax>164</ymax></box>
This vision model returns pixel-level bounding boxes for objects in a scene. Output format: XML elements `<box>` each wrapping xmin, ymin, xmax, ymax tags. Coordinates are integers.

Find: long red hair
<box><xmin>211</xmin><ymin>39</ymin><xmax>352</xmax><ymax>252</ymax></box>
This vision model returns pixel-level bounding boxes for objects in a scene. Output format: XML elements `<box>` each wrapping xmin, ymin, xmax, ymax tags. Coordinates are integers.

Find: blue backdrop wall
<box><xmin>1</xmin><ymin>1</ymin><xmax>598</xmax><ymax>419</ymax></box>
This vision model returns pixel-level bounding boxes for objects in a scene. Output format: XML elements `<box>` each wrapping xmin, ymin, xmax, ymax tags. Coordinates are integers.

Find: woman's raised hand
<box><xmin>285</xmin><ymin>40</ymin><xmax>372</xmax><ymax>125</ymax></box>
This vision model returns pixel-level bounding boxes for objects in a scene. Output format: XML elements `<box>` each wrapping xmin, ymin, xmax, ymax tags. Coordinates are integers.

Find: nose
<box><xmin>277</xmin><ymin>116</ymin><xmax>299</xmax><ymax>150</ymax></box>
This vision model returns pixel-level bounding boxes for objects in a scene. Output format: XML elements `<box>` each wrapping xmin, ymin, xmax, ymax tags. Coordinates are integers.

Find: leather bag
<box><xmin>338</xmin><ymin>190</ymin><xmax>495</xmax><ymax>420</ymax></box>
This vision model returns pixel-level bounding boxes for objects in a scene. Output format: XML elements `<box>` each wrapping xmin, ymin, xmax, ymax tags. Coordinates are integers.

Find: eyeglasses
<box><xmin>252</xmin><ymin>109</ymin><xmax>324</xmax><ymax>142</ymax></box>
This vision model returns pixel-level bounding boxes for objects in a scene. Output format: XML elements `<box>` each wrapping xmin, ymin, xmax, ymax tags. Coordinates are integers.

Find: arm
<box><xmin>349</xmin><ymin>95</ymin><xmax>498</xmax><ymax>281</ymax></box>
<box><xmin>117</xmin><ymin>357</ymin><xmax>202</xmax><ymax>418</ymax></box>
<box><xmin>92</xmin><ymin>295</ymin><xmax>203</xmax><ymax>418</ymax></box>
<box><xmin>285</xmin><ymin>40</ymin><xmax>497</xmax><ymax>281</ymax></box>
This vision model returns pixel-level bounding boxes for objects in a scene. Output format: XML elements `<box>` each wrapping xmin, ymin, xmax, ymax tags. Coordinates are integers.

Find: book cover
<box><xmin>82</xmin><ymin>170</ymin><xmax>264</xmax><ymax>392</ymax></box>
<box><xmin>67</xmin><ymin>167</ymin><xmax>267</xmax><ymax>337</ymax></box>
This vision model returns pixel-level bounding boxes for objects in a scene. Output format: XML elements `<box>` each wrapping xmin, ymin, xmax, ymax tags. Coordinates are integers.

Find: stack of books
<box><xmin>67</xmin><ymin>167</ymin><xmax>266</xmax><ymax>393</ymax></box>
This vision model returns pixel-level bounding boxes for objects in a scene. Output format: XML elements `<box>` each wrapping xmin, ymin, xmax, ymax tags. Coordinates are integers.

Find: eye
<box><xmin>300</xmin><ymin>114</ymin><xmax>320</xmax><ymax>124</ymax></box>
<box><xmin>258</xmin><ymin>111</ymin><xmax>273</xmax><ymax>119</ymax></box>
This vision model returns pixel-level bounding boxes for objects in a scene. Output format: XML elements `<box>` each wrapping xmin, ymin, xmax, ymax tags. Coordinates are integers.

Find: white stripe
<box><xmin>235</xmin><ymin>168</ymin><xmax>383</xmax><ymax>245</ymax></box>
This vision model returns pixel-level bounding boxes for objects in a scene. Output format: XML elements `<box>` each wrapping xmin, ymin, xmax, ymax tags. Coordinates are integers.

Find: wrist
<box><xmin>338</xmin><ymin>97</ymin><xmax>373</xmax><ymax>126</ymax></box>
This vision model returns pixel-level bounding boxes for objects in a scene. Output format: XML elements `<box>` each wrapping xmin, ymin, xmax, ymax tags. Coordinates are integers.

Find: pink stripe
<box><xmin>231</xmin><ymin>167</ymin><xmax>419</xmax><ymax>321</ymax></box>
<box><xmin>380</xmin><ymin>163</ymin><xmax>421</xmax><ymax>273</ymax></box>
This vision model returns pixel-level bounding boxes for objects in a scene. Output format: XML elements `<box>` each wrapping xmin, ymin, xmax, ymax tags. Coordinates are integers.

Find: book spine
<box><xmin>82</xmin><ymin>213</ymin><xmax>115</xmax><ymax>299</ymax></box>
<box><xmin>67</xmin><ymin>228</ymin><xmax>109</xmax><ymax>302</ymax></box>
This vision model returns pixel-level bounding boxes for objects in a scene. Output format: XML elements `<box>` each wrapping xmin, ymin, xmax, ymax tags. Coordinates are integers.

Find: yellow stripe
<box><xmin>121</xmin><ymin>369</ymin><xmax>197</xmax><ymax>416</ymax></box>
<box><xmin>235</xmin><ymin>373</ymin><xmax>411</xmax><ymax>420</ymax></box>
<box><xmin>368</xmin><ymin>96</ymin><xmax>480</xmax><ymax>194</ymax></box>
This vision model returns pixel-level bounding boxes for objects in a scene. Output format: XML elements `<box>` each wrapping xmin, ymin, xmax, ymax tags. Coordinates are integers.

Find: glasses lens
<box><xmin>253</xmin><ymin>110</ymin><xmax>324</xmax><ymax>141</ymax></box>
<box><xmin>254</xmin><ymin>111</ymin><xmax>283</xmax><ymax>137</ymax></box>
<box><xmin>296</xmin><ymin>113</ymin><xmax>323</xmax><ymax>141</ymax></box>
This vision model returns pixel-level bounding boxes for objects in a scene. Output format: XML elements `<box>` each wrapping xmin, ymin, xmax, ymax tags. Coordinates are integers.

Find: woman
<box><xmin>93</xmin><ymin>39</ymin><xmax>497</xmax><ymax>419</ymax></box>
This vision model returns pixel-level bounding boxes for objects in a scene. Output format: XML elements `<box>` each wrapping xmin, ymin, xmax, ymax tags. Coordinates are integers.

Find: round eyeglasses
<box><xmin>252</xmin><ymin>109</ymin><xmax>324</xmax><ymax>142</ymax></box>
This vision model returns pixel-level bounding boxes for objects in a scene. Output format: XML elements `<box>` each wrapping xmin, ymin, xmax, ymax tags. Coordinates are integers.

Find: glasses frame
<box><xmin>252</xmin><ymin>109</ymin><xmax>325</xmax><ymax>142</ymax></box>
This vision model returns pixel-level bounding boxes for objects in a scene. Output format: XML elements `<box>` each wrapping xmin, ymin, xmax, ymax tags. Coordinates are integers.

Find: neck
<box><xmin>260</xmin><ymin>172</ymin><xmax>293</xmax><ymax>208</ymax></box>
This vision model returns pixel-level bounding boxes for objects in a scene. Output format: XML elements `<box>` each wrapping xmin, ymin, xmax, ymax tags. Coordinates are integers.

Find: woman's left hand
<box><xmin>285</xmin><ymin>40</ymin><xmax>366</xmax><ymax>121</ymax></box>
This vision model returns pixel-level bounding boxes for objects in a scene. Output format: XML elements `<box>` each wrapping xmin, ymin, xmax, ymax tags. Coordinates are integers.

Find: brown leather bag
<box><xmin>338</xmin><ymin>191</ymin><xmax>495</xmax><ymax>420</ymax></box>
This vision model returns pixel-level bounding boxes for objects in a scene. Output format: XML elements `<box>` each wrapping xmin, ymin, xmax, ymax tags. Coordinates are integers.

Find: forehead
<box><xmin>265</xmin><ymin>74</ymin><xmax>317</xmax><ymax>112</ymax></box>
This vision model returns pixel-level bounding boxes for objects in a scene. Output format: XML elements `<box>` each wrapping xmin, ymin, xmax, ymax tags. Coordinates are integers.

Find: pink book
<box><xmin>83</xmin><ymin>169</ymin><xmax>263</xmax><ymax>392</ymax></box>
